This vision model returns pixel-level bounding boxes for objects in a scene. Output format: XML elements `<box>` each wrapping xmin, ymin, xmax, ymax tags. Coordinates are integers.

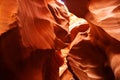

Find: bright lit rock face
<box><xmin>87</xmin><ymin>0</ymin><xmax>120</xmax><ymax>41</ymax></box>
<box><xmin>0</xmin><ymin>0</ymin><xmax>17</xmax><ymax>35</ymax></box>
<box><xmin>17</xmin><ymin>0</ymin><xmax>56</xmax><ymax>49</ymax></box>
<box><xmin>17</xmin><ymin>0</ymin><xmax>70</xmax><ymax>49</ymax></box>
